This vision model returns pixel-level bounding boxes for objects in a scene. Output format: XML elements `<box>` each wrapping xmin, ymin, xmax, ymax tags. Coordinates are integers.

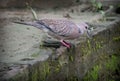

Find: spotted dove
<box><xmin>14</xmin><ymin>19</ymin><xmax>91</xmax><ymax>48</ymax></box>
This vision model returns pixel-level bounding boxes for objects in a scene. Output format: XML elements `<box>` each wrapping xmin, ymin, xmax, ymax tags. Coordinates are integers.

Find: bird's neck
<box><xmin>76</xmin><ymin>24</ymin><xmax>85</xmax><ymax>34</ymax></box>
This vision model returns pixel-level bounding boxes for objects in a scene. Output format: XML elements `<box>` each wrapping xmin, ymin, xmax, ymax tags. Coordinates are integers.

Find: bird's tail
<box><xmin>13</xmin><ymin>21</ymin><xmax>36</xmax><ymax>26</ymax></box>
<box><xmin>13</xmin><ymin>20</ymin><xmax>53</xmax><ymax>33</ymax></box>
<box><xmin>13</xmin><ymin>20</ymin><xmax>47</xmax><ymax>30</ymax></box>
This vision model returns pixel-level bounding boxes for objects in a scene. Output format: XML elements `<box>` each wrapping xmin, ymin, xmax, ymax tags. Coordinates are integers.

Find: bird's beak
<box><xmin>87</xmin><ymin>29</ymin><xmax>92</xmax><ymax>39</ymax></box>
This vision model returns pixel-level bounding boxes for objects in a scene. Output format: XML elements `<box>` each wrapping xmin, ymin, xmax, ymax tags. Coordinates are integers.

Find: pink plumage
<box><xmin>40</xmin><ymin>19</ymin><xmax>86</xmax><ymax>40</ymax></box>
<box><xmin>14</xmin><ymin>19</ymin><xmax>90</xmax><ymax>48</ymax></box>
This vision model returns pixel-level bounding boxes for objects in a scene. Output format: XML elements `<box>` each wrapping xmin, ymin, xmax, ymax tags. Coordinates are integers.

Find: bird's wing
<box><xmin>39</xmin><ymin>19</ymin><xmax>76</xmax><ymax>37</ymax></box>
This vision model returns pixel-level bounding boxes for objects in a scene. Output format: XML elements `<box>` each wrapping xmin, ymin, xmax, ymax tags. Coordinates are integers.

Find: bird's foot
<box><xmin>41</xmin><ymin>40</ymin><xmax>72</xmax><ymax>48</ymax></box>
<box><xmin>60</xmin><ymin>40</ymin><xmax>71</xmax><ymax>48</ymax></box>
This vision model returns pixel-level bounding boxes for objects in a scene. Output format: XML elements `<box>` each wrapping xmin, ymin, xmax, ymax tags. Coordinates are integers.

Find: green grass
<box><xmin>83</xmin><ymin>54</ymin><xmax>120</xmax><ymax>81</ymax></box>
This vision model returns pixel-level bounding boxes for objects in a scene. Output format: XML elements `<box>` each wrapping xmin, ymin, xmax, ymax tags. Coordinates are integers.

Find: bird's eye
<box><xmin>85</xmin><ymin>26</ymin><xmax>88</xmax><ymax>29</ymax></box>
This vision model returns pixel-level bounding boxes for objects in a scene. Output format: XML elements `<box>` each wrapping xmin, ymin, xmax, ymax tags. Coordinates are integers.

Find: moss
<box><xmin>83</xmin><ymin>54</ymin><xmax>120</xmax><ymax>81</ymax></box>
<box><xmin>91</xmin><ymin>65</ymin><xmax>100</xmax><ymax>81</ymax></box>
<box><xmin>102</xmin><ymin>55</ymin><xmax>120</xmax><ymax>81</ymax></box>
<box><xmin>91</xmin><ymin>0</ymin><xmax>103</xmax><ymax>11</ymax></box>
<box><xmin>27</xmin><ymin>62</ymin><xmax>51</xmax><ymax>81</ymax></box>
<box><xmin>65</xmin><ymin>76</ymin><xmax>78</xmax><ymax>81</ymax></box>
<box><xmin>81</xmin><ymin>39</ymin><xmax>103</xmax><ymax>57</ymax></box>
<box><xmin>67</xmin><ymin>46</ymin><xmax>76</xmax><ymax>62</ymax></box>
<box><xmin>87</xmin><ymin>40</ymin><xmax>91</xmax><ymax>49</ymax></box>
<box><xmin>39</xmin><ymin>62</ymin><xmax>50</xmax><ymax>81</ymax></box>
<box><xmin>54</xmin><ymin>64</ymin><xmax>61</xmax><ymax>73</ymax></box>
<box><xmin>112</xmin><ymin>36</ymin><xmax>120</xmax><ymax>42</ymax></box>
<box><xmin>31</xmin><ymin>69</ymin><xmax>38</xmax><ymax>81</ymax></box>
<box><xmin>83</xmin><ymin>65</ymin><xmax>100</xmax><ymax>81</ymax></box>
<box><xmin>31</xmin><ymin>53</ymin><xmax>39</xmax><ymax>57</ymax></box>
<box><xmin>95</xmin><ymin>42</ymin><xmax>102</xmax><ymax>49</ymax></box>
<box><xmin>81</xmin><ymin>40</ymin><xmax>92</xmax><ymax>56</ymax></box>
<box><xmin>106</xmin><ymin>55</ymin><xmax>117</xmax><ymax>70</ymax></box>
<box><xmin>69</xmin><ymin>55</ymin><xmax>74</xmax><ymax>62</ymax></box>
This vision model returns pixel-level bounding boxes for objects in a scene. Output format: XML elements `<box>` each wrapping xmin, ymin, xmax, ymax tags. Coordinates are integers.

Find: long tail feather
<box><xmin>13</xmin><ymin>20</ymin><xmax>51</xmax><ymax>32</ymax></box>
<box><xmin>13</xmin><ymin>21</ymin><xmax>35</xmax><ymax>26</ymax></box>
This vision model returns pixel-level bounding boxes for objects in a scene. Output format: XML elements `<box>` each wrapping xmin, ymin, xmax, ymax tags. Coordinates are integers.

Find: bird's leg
<box><xmin>60</xmin><ymin>40</ymin><xmax>71</xmax><ymax>48</ymax></box>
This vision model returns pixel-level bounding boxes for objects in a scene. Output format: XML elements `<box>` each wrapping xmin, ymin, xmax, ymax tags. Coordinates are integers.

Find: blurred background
<box><xmin>0</xmin><ymin>0</ymin><xmax>120</xmax><ymax>81</ymax></box>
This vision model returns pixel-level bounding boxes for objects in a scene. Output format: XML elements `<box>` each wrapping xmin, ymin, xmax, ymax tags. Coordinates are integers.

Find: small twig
<box><xmin>26</xmin><ymin>2</ymin><xmax>38</xmax><ymax>20</ymax></box>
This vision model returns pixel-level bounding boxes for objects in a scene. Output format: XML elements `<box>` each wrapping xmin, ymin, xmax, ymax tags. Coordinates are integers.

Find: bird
<box><xmin>13</xmin><ymin>19</ymin><xmax>91</xmax><ymax>48</ymax></box>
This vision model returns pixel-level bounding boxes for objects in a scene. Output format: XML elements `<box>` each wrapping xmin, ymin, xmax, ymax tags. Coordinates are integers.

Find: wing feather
<box><xmin>40</xmin><ymin>19</ymin><xmax>75</xmax><ymax>37</ymax></box>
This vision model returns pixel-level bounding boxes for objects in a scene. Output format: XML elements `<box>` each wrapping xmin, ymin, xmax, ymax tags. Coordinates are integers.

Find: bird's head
<box><xmin>77</xmin><ymin>22</ymin><xmax>93</xmax><ymax>38</ymax></box>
